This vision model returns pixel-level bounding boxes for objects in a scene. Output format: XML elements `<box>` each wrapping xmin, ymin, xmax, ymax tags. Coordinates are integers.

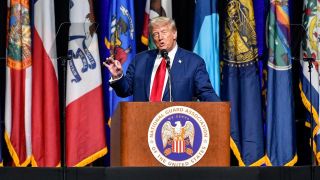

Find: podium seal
<box><xmin>148</xmin><ymin>106</ymin><xmax>210</xmax><ymax>166</ymax></box>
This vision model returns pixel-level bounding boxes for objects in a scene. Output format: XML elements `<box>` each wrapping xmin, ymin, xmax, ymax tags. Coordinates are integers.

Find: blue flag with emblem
<box><xmin>221</xmin><ymin>0</ymin><xmax>265</xmax><ymax>166</ymax></box>
<box><xmin>265</xmin><ymin>0</ymin><xmax>297</xmax><ymax>166</ymax></box>
<box><xmin>97</xmin><ymin>0</ymin><xmax>136</xmax><ymax>165</ymax></box>
<box><xmin>192</xmin><ymin>0</ymin><xmax>220</xmax><ymax>95</ymax></box>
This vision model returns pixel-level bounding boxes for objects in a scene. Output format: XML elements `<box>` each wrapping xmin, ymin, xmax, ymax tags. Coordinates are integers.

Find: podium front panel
<box><xmin>111</xmin><ymin>102</ymin><xmax>230</xmax><ymax>167</ymax></box>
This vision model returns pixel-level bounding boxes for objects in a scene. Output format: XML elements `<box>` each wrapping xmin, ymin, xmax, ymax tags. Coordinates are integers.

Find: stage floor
<box><xmin>0</xmin><ymin>166</ymin><xmax>319</xmax><ymax>180</ymax></box>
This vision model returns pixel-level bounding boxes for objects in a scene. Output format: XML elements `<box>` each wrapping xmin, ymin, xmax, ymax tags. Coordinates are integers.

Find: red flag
<box><xmin>66</xmin><ymin>0</ymin><xmax>107</xmax><ymax>167</ymax></box>
<box><xmin>31</xmin><ymin>0</ymin><xmax>60</xmax><ymax>167</ymax></box>
<box><xmin>5</xmin><ymin>0</ymin><xmax>32</xmax><ymax>166</ymax></box>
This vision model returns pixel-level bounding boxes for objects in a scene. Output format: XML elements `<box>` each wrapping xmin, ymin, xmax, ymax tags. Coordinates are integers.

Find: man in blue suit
<box><xmin>104</xmin><ymin>16</ymin><xmax>220</xmax><ymax>102</ymax></box>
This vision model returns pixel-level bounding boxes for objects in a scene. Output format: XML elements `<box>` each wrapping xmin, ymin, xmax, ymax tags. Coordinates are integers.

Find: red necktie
<box><xmin>150</xmin><ymin>58</ymin><xmax>167</xmax><ymax>101</ymax></box>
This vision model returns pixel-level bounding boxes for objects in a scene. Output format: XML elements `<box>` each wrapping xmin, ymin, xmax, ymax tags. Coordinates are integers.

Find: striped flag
<box><xmin>221</xmin><ymin>0</ymin><xmax>265</xmax><ymax>166</ymax></box>
<box><xmin>265</xmin><ymin>0</ymin><xmax>297</xmax><ymax>166</ymax></box>
<box><xmin>300</xmin><ymin>0</ymin><xmax>320</xmax><ymax>164</ymax></box>
<box><xmin>192</xmin><ymin>0</ymin><xmax>220</xmax><ymax>95</ymax></box>
<box><xmin>31</xmin><ymin>0</ymin><xmax>60</xmax><ymax>167</ymax></box>
<box><xmin>67</xmin><ymin>0</ymin><xmax>107</xmax><ymax>167</ymax></box>
<box><xmin>5</xmin><ymin>0</ymin><xmax>32</xmax><ymax>167</ymax></box>
<box><xmin>141</xmin><ymin>0</ymin><xmax>172</xmax><ymax>48</ymax></box>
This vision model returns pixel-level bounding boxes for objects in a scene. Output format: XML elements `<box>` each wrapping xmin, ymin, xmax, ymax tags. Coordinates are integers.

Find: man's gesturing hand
<box><xmin>103</xmin><ymin>56</ymin><xmax>123</xmax><ymax>79</ymax></box>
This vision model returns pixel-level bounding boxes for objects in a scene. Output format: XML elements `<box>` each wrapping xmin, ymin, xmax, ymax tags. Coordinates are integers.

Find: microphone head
<box><xmin>160</xmin><ymin>49</ymin><xmax>169</xmax><ymax>58</ymax></box>
<box><xmin>303</xmin><ymin>57</ymin><xmax>315</xmax><ymax>62</ymax></box>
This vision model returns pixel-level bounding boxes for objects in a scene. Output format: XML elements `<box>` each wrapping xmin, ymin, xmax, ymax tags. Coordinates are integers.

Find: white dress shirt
<box><xmin>149</xmin><ymin>44</ymin><xmax>177</xmax><ymax>101</ymax></box>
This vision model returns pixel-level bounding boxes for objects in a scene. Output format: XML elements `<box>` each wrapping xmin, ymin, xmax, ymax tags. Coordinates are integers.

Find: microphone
<box><xmin>291</xmin><ymin>57</ymin><xmax>316</xmax><ymax>62</ymax></box>
<box><xmin>160</xmin><ymin>49</ymin><xmax>170</xmax><ymax>68</ymax></box>
<box><xmin>160</xmin><ymin>49</ymin><xmax>173</xmax><ymax>102</ymax></box>
<box><xmin>303</xmin><ymin>57</ymin><xmax>315</xmax><ymax>62</ymax></box>
<box><xmin>160</xmin><ymin>49</ymin><xmax>169</xmax><ymax>59</ymax></box>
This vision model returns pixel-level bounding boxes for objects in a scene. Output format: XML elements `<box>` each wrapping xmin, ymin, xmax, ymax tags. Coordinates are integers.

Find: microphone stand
<box><xmin>58</xmin><ymin>56</ymin><xmax>69</xmax><ymax>180</ymax></box>
<box><xmin>165</xmin><ymin>58</ymin><xmax>173</xmax><ymax>102</ymax></box>
<box><xmin>303</xmin><ymin>57</ymin><xmax>315</xmax><ymax>180</ymax></box>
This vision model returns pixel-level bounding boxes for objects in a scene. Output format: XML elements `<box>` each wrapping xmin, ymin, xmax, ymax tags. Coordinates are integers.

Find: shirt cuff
<box><xmin>109</xmin><ymin>74</ymin><xmax>123</xmax><ymax>84</ymax></box>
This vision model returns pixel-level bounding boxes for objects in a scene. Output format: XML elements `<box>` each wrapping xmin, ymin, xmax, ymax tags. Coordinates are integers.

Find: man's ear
<box><xmin>173</xmin><ymin>31</ymin><xmax>177</xmax><ymax>40</ymax></box>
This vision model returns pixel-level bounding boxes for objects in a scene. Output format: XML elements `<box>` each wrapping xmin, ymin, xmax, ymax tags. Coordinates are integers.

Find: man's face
<box><xmin>151</xmin><ymin>24</ymin><xmax>177</xmax><ymax>52</ymax></box>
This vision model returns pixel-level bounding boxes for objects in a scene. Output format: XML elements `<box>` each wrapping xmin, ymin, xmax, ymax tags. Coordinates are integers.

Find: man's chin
<box><xmin>158</xmin><ymin>47</ymin><xmax>167</xmax><ymax>50</ymax></box>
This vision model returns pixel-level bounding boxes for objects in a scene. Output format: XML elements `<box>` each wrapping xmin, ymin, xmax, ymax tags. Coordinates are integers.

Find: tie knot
<box><xmin>161</xmin><ymin>57</ymin><xmax>168</xmax><ymax>68</ymax></box>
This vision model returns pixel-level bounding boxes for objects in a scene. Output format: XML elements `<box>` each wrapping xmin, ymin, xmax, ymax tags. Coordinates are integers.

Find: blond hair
<box><xmin>149</xmin><ymin>16</ymin><xmax>177</xmax><ymax>34</ymax></box>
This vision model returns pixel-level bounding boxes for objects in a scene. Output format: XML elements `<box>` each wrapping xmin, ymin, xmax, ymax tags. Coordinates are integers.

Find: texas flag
<box><xmin>31</xmin><ymin>0</ymin><xmax>61</xmax><ymax>167</ymax></box>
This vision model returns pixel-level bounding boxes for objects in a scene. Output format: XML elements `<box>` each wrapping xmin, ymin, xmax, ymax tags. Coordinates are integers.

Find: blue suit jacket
<box><xmin>110</xmin><ymin>47</ymin><xmax>220</xmax><ymax>102</ymax></box>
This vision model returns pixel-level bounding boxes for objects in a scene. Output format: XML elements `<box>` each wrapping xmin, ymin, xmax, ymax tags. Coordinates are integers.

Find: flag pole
<box><xmin>308</xmin><ymin>59</ymin><xmax>314</xmax><ymax>180</ymax></box>
<box><xmin>307</xmin><ymin>59</ymin><xmax>314</xmax><ymax>166</ymax></box>
<box><xmin>303</xmin><ymin>57</ymin><xmax>315</xmax><ymax>180</ymax></box>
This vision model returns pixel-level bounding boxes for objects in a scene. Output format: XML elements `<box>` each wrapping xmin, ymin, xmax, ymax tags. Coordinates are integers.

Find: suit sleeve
<box><xmin>109</xmin><ymin>58</ymin><xmax>135</xmax><ymax>97</ymax></box>
<box><xmin>193</xmin><ymin>55</ymin><xmax>220</xmax><ymax>102</ymax></box>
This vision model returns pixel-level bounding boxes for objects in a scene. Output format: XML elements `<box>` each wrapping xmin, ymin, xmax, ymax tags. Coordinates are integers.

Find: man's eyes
<box><xmin>152</xmin><ymin>31</ymin><xmax>168</xmax><ymax>38</ymax></box>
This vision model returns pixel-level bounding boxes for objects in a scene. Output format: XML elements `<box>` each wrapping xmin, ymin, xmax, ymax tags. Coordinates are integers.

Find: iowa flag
<box><xmin>221</xmin><ymin>0</ymin><xmax>265</xmax><ymax>166</ymax></box>
<box><xmin>192</xmin><ymin>0</ymin><xmax>220</xmax><ymax>95</ymax></box>
<box><xmin>141</xmin><ymin>0</ymin><xmax>172</xmax><ymax>48</ymax></box>
<box><xmin>301</xmin><ymin>0</ymin><xmax>320</xmax><ymax>164</ymax></box>
<box><xmin>31</xmin><ymin>0</ymin><xmax>60</xmax><ymax>167</ymax></box>
<box><xmin>5</xmin><ymin>0</ymin><xmax>32</xmax><ymax>167</ymax></box>
<box><xmin>67</xmin><ymin>0</ymin><xmax>107</xmax><ymax>167</ymax></box>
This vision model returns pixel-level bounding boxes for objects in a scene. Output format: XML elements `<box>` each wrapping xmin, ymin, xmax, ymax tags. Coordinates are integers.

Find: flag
<box><xmin>106</xmin><ymin>0</ymin><xmax>137</xmax><ymax>162</ymax></box>
<box><xmin>221</xmin><ymin>0</ymin><xmax>265</xmax><ymax>166</ymax></box>
<box><xmin>300</xmin><ymin>0</ymin><xmax>320</xmax><ymax>164</ymax></box>
<box><xmin>105</xmin><ymin>1</ymin><xmax>136</xmax><ymax>119</ymax></box>
<box><xmin>253</xmin><ymin>1</ymin><xmax>268</xmax><ymax>132</ymax></box>
<box><xmin>31</xmin><ymin>0</ymin><xmax>60</xmax><ymax>167</ymax></box>
<box><xmin>141</xmin><ymin>0</ymin><xmax>172</xmax><ymax>48</ymax></box>
<box><xmin>97</xmin><ymin>0</ymin><xmax>136</xmax><ymax>165</ymax></box>
<box><xmin>254</xmin><ymin>0</ymin><xmax>268</xmax><ymax>60</ymax></box>
<box><xmin>192</xmin><ymin>0</ymin><xmax>220</xmax><ymax>95</ymax></box>
<box><xmin>265</xmin><ymin>0</ymin><xmax>297</xmax><ymax>166</ymax></box>
<box><xmin>67</xmin><ymin>0</ymin><xmax>107</xmax><ymax>167</ymax></box>
<box><xmin>0</xmin><ymin>0</ymin><xmax>6</xmax><ymax>167</ymax></box>
<box><xmin>96</xmin><ymin>0</ymin><xmax>111</xmax><ymax>166</ymax></box>
<box><xmin>5</xmin><ymin>0</ymin><xmax>32</xmax><ymax>167</ymax></box>
<box><xmin>253</xmin><ymin>0</ymin><xmax>268</xmax><ymax>89</ymax></box>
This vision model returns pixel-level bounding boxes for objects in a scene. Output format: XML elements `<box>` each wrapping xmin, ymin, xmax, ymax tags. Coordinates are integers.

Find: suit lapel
<box><xmin>145</xmin><ymin>50</ymin><xmax>158</xmax><ymax>100</ymax></box>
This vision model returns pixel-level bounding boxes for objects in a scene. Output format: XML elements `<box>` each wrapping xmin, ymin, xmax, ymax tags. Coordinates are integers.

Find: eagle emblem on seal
<box><xmin>161</xmin><ymin>121</ymin><xmax>195</xmax><ymax>156</ymax></box>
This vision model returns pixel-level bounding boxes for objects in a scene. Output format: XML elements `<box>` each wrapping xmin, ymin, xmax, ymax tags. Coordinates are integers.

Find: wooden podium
<box><xmin>111</xmin><ymin>102</ymin><xmax>230</xmax><ymax>166</ymax></box>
